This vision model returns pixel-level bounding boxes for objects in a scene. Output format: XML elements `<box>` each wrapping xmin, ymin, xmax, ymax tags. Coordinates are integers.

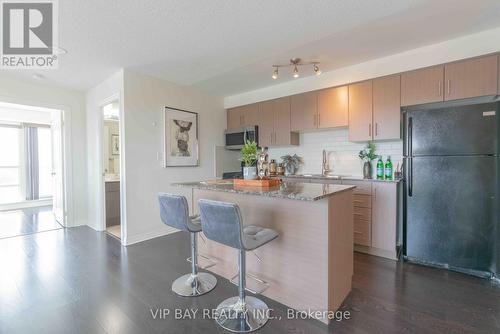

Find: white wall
<box><xmin>85</xmin><ymin>70</ymin><xmax>124</xmax><ymax>231</ymax></box>
<box><xmin>0</xmin><ymin>106</ymin><xmax>51</xmax><ymax>124</ymax></box>
<box><xmin>267</xmin><ymin>129</ymin><xmax>402</xmax><ymax>178</ymax></box>
<box><xmin>122</xmin><ymin>70</ymin><xmax>225</xmax><ymax>245</ymax></box>
<box><xmin>0</xmin><ymin>74</ymin><xmax>87</xmax><ymax>226</ymax></box>
<box><xmin>225</xmin><ymin>26</ymin><xmax>500</xmax><ymax>108</ymax></box>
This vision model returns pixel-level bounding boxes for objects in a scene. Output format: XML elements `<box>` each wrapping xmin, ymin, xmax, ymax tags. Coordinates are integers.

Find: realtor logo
<box><xmin>1</xmin><ymin>0</ymin><xmax>58</xmax><ymax>68</ymax></box>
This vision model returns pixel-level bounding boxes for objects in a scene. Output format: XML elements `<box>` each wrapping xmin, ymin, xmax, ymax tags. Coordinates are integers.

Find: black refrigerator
<box><xmin>403</xmin><ymin>102</ymin><xmax>499</xmax><ymax>279</ymax></box>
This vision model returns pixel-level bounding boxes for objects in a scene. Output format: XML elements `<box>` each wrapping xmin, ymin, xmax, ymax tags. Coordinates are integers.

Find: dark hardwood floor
<box><xmin>0</xmin><ymin>206</ymin><xmax>62</xmax><ymax>239</ymax></box>
<box><xmin>0</xmin><ymin>226</ymin><xmax>499</xmax><ymax>333</ymax></box>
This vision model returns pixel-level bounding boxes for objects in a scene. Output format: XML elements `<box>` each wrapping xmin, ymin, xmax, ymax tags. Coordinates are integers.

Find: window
<box><xmin>38</xmin><ymin>127</ymin><xmax>52</xmax><ymax>198</ymax></box>
<box><xmin>0</xmin><ymin>123</ymin><xmax>53</xmax><ymax>204</ymax></box>
<box><xmin>0</xmin><ymin>125</ymin><xmax>23</xmax><ymax>204</ymax></box>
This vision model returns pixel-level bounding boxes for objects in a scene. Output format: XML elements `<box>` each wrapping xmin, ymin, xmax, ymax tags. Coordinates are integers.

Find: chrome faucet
<box><xmin>322</xmin><ymin>149</ymin><xmax>331</xmax><ymax>176</ymax></box>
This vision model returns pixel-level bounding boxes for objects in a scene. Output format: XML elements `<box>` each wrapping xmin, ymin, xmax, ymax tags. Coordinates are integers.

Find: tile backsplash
<box><xmin>267</xmin><ymin>128</ymin><xmax>403</xmax><ymax>178</ymax></box>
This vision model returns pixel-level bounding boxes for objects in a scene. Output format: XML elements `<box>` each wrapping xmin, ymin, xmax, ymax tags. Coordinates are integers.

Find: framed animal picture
<box><xmin>163</xmin><ymin>107</ymin><xmax>199</xmax><ymax>167</ymax></box>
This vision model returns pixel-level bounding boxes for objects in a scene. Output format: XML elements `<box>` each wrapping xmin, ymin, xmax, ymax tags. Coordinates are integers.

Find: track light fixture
<box><xmin>271</xmin><ymin>58</ymin><xmax>321</xmax><ymax>80</ymax></box>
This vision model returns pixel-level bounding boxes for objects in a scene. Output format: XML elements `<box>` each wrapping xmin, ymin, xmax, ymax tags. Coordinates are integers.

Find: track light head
<box><xmin>293</xmin><ymin>65</ymin><xmax>299</xmax><ymax>78</ymax></box>
<box><xmin>313</xmin><ymin>64</ymin><xmax>321</xmax><ymax>76</ymax></box>
<box><xmin>272</xmin><ymin>67</ymin><xmax>278</xmax><ymax>80</ymax></box>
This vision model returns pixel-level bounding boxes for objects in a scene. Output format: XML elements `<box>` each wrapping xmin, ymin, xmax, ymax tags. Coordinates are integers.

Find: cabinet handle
<box><xmin>446</xmin><ymin>79</ymin><xmax>450</xmax><ymax>95</ymax></box>
<box><xmin>313</xmin><ymin>114</ymin><xmax>317</xmax><ymax>127</ymax></box>
<box><xmin>375</xmin><ymin>123</ymin><xmax>378</xmax><ymax>137</ymax></box>
<box><xmin>354</xmin><ymin>231</ymin><xmax>363</xmax><ymax>235</ymax></box>
<box><xmin>274</xmin><ymin>132</ymin><xmax>276</xmax><ymax>144</ymax></box>
<box><xmin>368</xmin><ymin>123</ymin><xmax>372</xmax><ymax>137</ymax></box>
<box><xmin>318</xmin><ymin>114</ymin><xmax>321</xmax><ymax>127</ymax></box>
<box><xmin>438</xmin><ymin>81</ymin><xmax>442</xmax><ymax>96</ymax></box>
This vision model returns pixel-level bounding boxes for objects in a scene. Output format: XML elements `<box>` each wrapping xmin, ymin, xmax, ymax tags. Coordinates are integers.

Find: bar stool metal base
<box><xmin>171</xmin><ymin>272</ymin><xmax>217</xmax><ymax>297</ymax></box>
<box><xmin>215</xmin><ymin>296</ymin><xmax>270</xmax><ymax>333</ymax></box>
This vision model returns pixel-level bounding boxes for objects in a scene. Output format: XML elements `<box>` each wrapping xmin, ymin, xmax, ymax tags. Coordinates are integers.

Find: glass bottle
<box><xmin>385</xmin><ymin>156</ymin><xmax>393</xmax><ymax>181</ymax></box>
<box><xmin>376</xmin><ymin>156</ymin><xmax>384</xmax><ymax>180</ymax></box>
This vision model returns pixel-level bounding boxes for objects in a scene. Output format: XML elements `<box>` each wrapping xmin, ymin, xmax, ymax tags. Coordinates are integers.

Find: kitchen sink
<box><xmin>295</xmin><ymin>174</ymin><xmax>351</xmax><ymax>179</ymax></box>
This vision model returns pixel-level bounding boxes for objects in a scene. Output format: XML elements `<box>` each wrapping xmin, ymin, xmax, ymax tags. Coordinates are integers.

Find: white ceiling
<box><xmin>4</xmin><ymin>0</ymin><xmax>500</xmax><ymax>97</ymax></box>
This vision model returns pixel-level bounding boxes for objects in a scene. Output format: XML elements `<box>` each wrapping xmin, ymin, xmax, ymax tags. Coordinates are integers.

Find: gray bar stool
<box><xmin>198</xmin><ymin>199</ymin><xmax>278</xmax><ymax>333</ymax></box>
<box><xmin>158</xmin><ymin>193</ymin><xmax>217</xmax><ymax>297</ymax></box>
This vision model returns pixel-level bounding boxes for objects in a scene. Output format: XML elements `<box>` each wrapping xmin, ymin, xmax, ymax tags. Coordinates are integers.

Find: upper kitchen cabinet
<box><xmin>227</xmin><ymin>107</ymin><xmax>242</xmax><ymax>129</ymax></box>
<box><xmin>401</xmin><ymin>65</ymin><xmax>444</xmax><ymax>106</ymax></box>
<box><xmin>290</xmin><ymin>91</ymin><xmax>317</xmax><ymax>131</ymax></box>
<box><xmin>226</xmin><ymin>103</ymin><xmax>260</xmax><ymax>129</ymax></box>
<box><xmin>259</xmin><ymin>97</ymin><xmax>298</xmax><ymax>147</ymax></box>
<box><xmin>444</xmin><ymin>55</ymin><xmax>498</xmax><ymax>101</ymax></box>
<box><xmin>258</xmin><ymin>100</ymin><xmax>274</xmax><ymax>147</ymax></box>
<box><xmin>317</xmin><ymin>86</ymin><xmax>349</xmax><ymax>129</ymax></box>
<box><xmin>348</xmin><ymin>80</ymin><xmax>373</xmax><ymax>142</ymax></box>
<box><xmin>373</xmin><ymin>75</ymin><xmax>401</xmax><ymax>140</ymax></box>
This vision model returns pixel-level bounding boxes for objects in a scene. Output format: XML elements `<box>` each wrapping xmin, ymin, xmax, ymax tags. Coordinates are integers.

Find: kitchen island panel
<box><xmin>192</xmin><ymin>188</ymin><xmax>353</xmax><ymax>323</ymax></box>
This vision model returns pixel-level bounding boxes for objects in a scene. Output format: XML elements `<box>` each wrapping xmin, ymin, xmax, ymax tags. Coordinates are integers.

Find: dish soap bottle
<box><xmin>376</xmin><ymin>156</ymin><xmax>384</xmax><ymax>180</ymax></box>
<box><xmin>385</xmin><ymin>156</ymin><xmax>393</xmax><ymax>180</ymax></box>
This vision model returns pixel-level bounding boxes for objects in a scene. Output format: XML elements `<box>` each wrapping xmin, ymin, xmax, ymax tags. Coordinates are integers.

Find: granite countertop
<box><xmin>173</xmin><ymin>180</ymin><xmax>355</xmax><ymax>201</ymax></box>
<box><xmin>282</xmin><ymin>174</ymin><xmax>403</xmax><ymax>183</ymax></box>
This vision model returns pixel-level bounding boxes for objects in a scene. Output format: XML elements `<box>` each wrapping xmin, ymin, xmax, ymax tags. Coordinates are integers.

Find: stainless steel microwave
<box><xmin>225</xmin><ymin>126</ymin><xmax>258</xmax><ymax>150</ymax></box>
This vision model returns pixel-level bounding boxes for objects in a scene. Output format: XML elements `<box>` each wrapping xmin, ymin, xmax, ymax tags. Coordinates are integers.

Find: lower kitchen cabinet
<box><xmin>342</xmin><ymin>179</ymin><xmax>398</xmax><ymax>260</ymax></box>
<box><xmin>282</xmin><ymin>177</ymin><xmax>399</xmax><ymax>259</ymax></box>
<box><xmin>371</xmin><ymin>182</ymin><xmax>397</xmax><ymax>255</ymax></box>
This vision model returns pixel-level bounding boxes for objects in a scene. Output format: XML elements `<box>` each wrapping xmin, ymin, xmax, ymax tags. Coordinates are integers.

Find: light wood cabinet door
<box><xmin>444</xmin><ymin>55</ymin><xmax>498</xmax><ymax>101</ymax></box>
<box><xmin>227</xmin><ymin>107</ymin><xmax>242</xmax><ymax>129</ymax></box>
<box><xmin>373</xmin><ymin>75</ymin><xmax>401</xmax><ymax>140</ymax></box>
<box><xmin>258</xmin><ymin>101</ymin><xmax>274</xmax><ymax>147</ymax></box>
<box><xmin>273</xmin><ymin>97</ymin><xmax>292</xmax><ymax>146</ymax></box>
<box><xmin>291</xmin><ymin>91</ymin><xmax>317</xmax><ymax>131</ymax></box>
<box><xmin>401</xmin><ymin>65</ymin><xmax>444</xmax><ymax>106</ymax></box>
<box><xmin>240</xmin><ymin>103</ymin><xmax>260</xmax><ymax>127</ymax></box>
<box><xmin>348</xmin><ymin>81</ymin><xmax>373</xmax><ymax>142</ymax></box>
<box><xmin>318</xmin><ymin>86</ymin><xmax>348</xmax><ymax>128</ymax></box>
<box><xmin>371</xmin><ymin>182</ymin><xmax>397</xmax><ymax>253</ymax></box>
<box><xmin>498</xmin><ymin>55</ymin><xmax>500</xmax><ymax>95</ymax></box>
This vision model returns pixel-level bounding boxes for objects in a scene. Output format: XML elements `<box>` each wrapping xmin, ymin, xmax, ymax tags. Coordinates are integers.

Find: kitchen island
<box><xmin>175</xmin><ymin>180</ymin><xmax>355</xmax><ymax>324</ymax></box>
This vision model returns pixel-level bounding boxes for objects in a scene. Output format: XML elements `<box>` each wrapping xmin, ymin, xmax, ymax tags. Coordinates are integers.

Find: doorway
<box><xmin>0</xmin><ymin>101</ymin><xmax>65</xmax><ymax>238</ymax></box>
<box><xmin>101</xmin><ymin>101</ymin><xmax>122</xmax><ymax>240</ymax></box>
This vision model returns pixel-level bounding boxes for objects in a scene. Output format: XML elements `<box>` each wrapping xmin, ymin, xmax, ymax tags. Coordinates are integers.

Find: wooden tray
<box><xmin>233</xmin><ymin>178</ymin><xmax>281</xmax><ymax>188</ymax></box>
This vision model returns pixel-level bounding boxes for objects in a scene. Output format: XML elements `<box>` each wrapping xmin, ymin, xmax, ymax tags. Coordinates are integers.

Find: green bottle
<box><xmin>385</xmin><ymin>156</ymin><xmax>393</xmax><ymax>180</ymax></box>
<box><xmin>376</xmin><ymin>156</ymin><xmax>384</xmax><ymax>180</ymax></box>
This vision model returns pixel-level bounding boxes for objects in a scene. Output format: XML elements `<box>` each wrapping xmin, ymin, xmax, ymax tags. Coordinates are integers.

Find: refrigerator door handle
<box><xmin>408</xmin><ymin>117</ymin><xmax>413</xmax><ymax>157</ymax></box>
<box><xmin>408</xmin><ymin>117</ymin><xmax>413</xmax><ymax>197</ymax></box>
<box><xmin>408</xmin><ymin>157</ymin><xmax>413</xmax><ymax>197</ymax></box>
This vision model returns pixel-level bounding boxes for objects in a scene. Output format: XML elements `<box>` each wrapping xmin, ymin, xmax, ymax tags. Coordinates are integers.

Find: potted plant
<box><xmin>281</xmin><ymin>154</ymin><xmax>303</xmax><ymax>176</ymax></box>
<box><xmin>358</xmin><ymin>142</ymin><xmax>377</xmax><ymax>179</ymax></box>
<box><xmin>240</xmin><ymin>140</ymin><xmax>258</xmax><ymax>180</ymax></box>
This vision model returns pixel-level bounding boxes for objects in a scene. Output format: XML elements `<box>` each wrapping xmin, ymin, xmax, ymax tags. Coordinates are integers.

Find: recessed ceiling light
<box><xmin>51</xmin><ymin>46</ymin><xmax>68</xmax><ymax>55</ymax></box>
<box><xmin>32</xmin><ymin>73</ymin><xmax>45</xmax><ymax>80</ymax></box>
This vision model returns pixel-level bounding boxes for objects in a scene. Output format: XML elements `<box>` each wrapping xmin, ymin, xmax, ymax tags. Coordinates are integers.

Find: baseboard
<box><xmin>0</xmin><ymin>198</ymin><xmax>52</xmax><ymax>211</ymax></box>
<box><xmin>354</xmin><ymin>244</ymin><xmax>397</xmax><ymax>260</ymax></box>
<box><xmin>124</xmin><ymin>225</ymin><xmax>179</xmax><ymax>246</ymax></box>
